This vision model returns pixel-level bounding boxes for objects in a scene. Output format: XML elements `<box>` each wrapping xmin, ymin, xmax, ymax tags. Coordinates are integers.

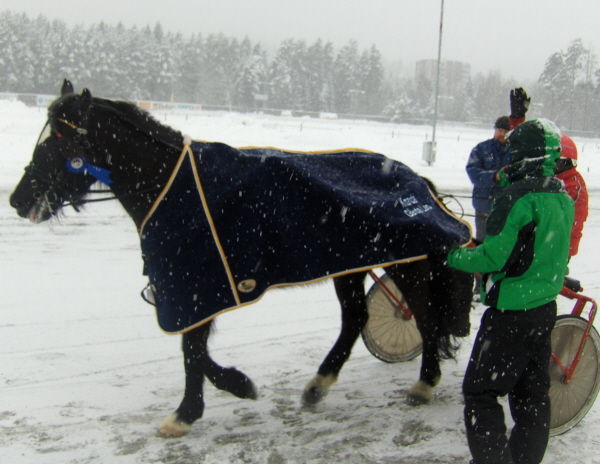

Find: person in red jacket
<box><xmin>555</xmin><ymin>134</ymin><xmax>589</xmax><ymax>257</ymax></box>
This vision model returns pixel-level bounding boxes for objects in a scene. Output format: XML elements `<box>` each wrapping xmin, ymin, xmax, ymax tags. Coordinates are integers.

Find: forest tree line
<box><xmin>1</xmin><ymin>11</ymin><xmax>599</xmax><ymax>133</ymax></box>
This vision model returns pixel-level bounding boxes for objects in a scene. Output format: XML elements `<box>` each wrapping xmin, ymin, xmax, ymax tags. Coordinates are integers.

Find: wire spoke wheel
<box><xmin>549</xmin><ymin>315</ymin><xmax>600</xmax><ymax>436</ymax></box>
<box><xmin>361</xmin><ymin>273</ymin><xmax>422</xmax><ymax>363</ymax></box>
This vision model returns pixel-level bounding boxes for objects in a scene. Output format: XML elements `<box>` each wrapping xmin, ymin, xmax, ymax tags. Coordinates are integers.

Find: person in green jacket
<box><xmin>446</xmin><ymin>119</ymin><xmax>574</xmax><ymax>464</ymax></box>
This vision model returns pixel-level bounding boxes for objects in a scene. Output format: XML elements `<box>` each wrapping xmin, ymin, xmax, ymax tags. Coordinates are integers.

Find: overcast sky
<box><xmin>3</xmin><ymin>0</ymin><xmax>599</xmax><ymax>82</ymax></box>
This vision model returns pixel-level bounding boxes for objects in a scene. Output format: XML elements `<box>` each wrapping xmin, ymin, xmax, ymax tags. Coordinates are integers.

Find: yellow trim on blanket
<box><xmin>139</xmin><ymin>144</ymin><xmax>243</xmax><ymax>308</ymax></box>
<box><xmin>139</xmin><ymin>147</ymin><xmax>189</xmax><ymax>234</ymax></box>
<box><xmin>159</xmin><ymin>254</ymin><xmax>428</xmax><ymax>335</ymax></box>
<box><xmin>427</xmin><ymin>187</ymin><xmax>474</xmax><ymax>242</ymax></box>
<box><xmin>191</xmin><ymin>138</ymin><xmax>377</xmax><ymax>156</ymax></box>
<box><xmin>187</xmin><ymin>145</ymin><xmax>242</xmax><ymax>306</ymax></box>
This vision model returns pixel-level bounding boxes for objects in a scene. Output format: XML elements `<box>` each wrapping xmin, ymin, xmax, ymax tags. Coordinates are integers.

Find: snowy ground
<box><xmin>1</xmin><ymin>99</ymin><xmax>600</xmax><ymax>463</ymax></box>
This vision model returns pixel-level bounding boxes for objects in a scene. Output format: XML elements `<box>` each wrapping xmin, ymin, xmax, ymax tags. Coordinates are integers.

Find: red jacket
<box><xmin>556</xmin><ymin>167</ymin><xmax>588</xmax><ymax>257</ymax></box>
<box><xmin>509</xmin><ymin>116</ymin><xmax>525</xmax><ymax>130</ymax></box>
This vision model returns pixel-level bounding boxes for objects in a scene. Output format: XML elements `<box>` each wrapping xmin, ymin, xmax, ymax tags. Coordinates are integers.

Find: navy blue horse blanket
<box><xmin>140</xmin><ymin>141</ymin><xmax>472</xmax><ymax>334</ymax></box>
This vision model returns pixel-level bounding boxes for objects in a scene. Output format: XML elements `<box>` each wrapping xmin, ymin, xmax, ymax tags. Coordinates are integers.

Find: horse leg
<box><xmin>402</xmin><ymin>255</ymin><xmax>473</xmax><ymax>404</ymax></box>
<box><xmin>386</xmin><ymin>263</ymin><xmax>442</xmax><ymax>405</ymax></box>
<box><xmin>159</xmin><ymin>320</ymin><xmax>257</xmax><ymax>437</ymax></box>
<box><xmin>406</xmin><ymin>313</ymin><xmax>442</xmax><ymax>405</ymax></box>
<box><xmin>302</xmin><ymin>273</ymin><xmax>368</xmax><ymax>405</ymax></box>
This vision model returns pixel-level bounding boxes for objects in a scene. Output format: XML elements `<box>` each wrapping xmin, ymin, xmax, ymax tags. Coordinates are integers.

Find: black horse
<box><xmin>10</xmin><ymin>80</ymin><xmax>473</xmax><ymax>437</ymax></box>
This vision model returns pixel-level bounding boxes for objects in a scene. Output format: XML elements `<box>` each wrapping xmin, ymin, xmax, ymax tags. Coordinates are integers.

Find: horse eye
<box><xmin>70</xmin><ymin>157</ymin><xmax>84</xmax><ymax>170</ymax></box>
<box><xmin>31</xmin><ymin>179</ymin><xmax>38</xmax><ymax>189</ymax></box>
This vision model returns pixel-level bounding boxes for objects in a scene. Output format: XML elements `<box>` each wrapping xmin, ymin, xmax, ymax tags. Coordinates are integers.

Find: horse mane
<box><xmin>422</xmin><ymin>177</ymin><xmax>438</xmax><ymax>197</ymax></box>
<box><xmin>49</xmin><ymin>94</ymin><xmax>184</xmax><ymax>150</ymax></box>
<box><xmin>93</xmin><ymin>98</ymin><xmax>184</xmax><ymax>150</ymax></box>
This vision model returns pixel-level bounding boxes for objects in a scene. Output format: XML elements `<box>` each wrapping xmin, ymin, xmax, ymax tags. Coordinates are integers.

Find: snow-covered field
<box><xmin>1</xmin><ymin>99</ymin><xmax>599</xmax><ymax>463</ymax></box>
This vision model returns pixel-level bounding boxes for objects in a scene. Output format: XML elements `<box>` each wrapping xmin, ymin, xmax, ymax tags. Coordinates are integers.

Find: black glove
<box><xmin>510</xmin><ymin>87</ymin><xmax>531</xmax><ymax>119</ymax></box>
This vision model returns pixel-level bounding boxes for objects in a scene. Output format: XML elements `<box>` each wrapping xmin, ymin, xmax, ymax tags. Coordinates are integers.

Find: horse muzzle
<box><xmin>10</xmin><ymin>189</ymin><xmax>56</xmax><ymax>223</ymax></box>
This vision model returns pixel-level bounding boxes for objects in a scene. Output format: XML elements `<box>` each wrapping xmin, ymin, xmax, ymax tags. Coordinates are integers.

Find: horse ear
<box><xmin>61</xmin><ymin>79</ymin><xmax>74</xmax><ymax>96</ymax></box>
<box><xmin>80</xmin><ymin>88</ymin><xmax>93</xmax><ymax>110</ymax></box>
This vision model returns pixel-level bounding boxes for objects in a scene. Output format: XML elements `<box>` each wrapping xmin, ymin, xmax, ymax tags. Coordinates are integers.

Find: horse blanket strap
<box><xmin>139</xmin><ymin>141</ymin><xmax>472</xmax><ymax>334</ymax></box>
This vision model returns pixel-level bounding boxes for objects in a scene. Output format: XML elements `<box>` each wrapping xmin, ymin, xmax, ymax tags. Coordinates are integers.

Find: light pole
<box><xmin>430</xmin><ymin>0</ymin><xmax>444</xmax><ymax>166</ymax></box>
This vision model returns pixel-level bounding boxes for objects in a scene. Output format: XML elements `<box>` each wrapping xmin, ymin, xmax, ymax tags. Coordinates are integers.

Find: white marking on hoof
<box><xmin>302</xmin><ymin>374</ymin><xmax>337</xmax><ymax>405</ymax></box>
<box><xmin>158</xmin><ymin>413</ymin><xmax>192</xmax><ymax>438</ymax></box>
<box><xmin>406</xmin><ymin>377</ymin><xmax>439</xmax><ymax>405</ymax></box>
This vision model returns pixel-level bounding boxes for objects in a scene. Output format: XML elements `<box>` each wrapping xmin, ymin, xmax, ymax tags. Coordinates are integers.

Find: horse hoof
<box><xmin>158</xmin><ymin>413</ymin><xmax>192</xmax><ymax>438</ymax></box>
<box><xmin>246</xmin><ymin>381</ymin><xmax>259</xmax><ymax>400</ymax></box>
<box><xmin>406</xmin><ymin>392</ymin><xmax>431</xmax><ymax>406</ymax></box>
<box><xmin>302</xmin><ymin>385</ymin><xmax>325</xmax><ymax>405</ymax></box>
<box><xmin>302</xmin><ymin>374</ymin><xmax>337</xmax><ymax>405</ymax></box>
<box><xmin>406</xmin><ymin>379</ymin><xmax>435</xmax><ymax>406</ymax></box>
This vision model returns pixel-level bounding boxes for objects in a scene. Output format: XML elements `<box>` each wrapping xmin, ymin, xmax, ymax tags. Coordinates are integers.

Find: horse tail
<box><xmin>427</xmin><ymin>250</ymin><xmax>473</xmax><ymax>360</ymax></box>
<box><xmin>434</xmin><ymin>331</ymin><xmax>460</xmax><ymax>361</ymax></box>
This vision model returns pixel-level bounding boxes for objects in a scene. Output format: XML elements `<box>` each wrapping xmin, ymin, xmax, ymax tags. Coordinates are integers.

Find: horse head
<box><xmin>10</xmin><ymin>80</ymin><xmax>104</xmax><ymax>222</ymax></box>
<box><xmin>10</xmin><ymin>79</ymin><xmax>184</xmax><ymax>226</ymax></box>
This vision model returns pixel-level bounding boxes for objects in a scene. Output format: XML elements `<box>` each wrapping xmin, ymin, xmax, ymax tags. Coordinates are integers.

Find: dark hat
<box><xmin>494</xmin><ymin>116</ymin><xmax>510</xmax><ymax>131</ymax></box>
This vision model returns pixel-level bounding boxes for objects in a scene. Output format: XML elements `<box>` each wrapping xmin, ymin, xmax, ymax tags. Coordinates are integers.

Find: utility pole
<box><xmin>431</xmin><ymin>0</ymin><xmax>444</xmax><ymax>164</ymax></box>
<box><xmin>425</xmin><ymin>0</ymin><xmax>444</xmax><ymax>166</ymax></box>
<box><xmin>431</xmin><ymin>0</ymin><xmax>445</xmax><ymax>166</ymax></box>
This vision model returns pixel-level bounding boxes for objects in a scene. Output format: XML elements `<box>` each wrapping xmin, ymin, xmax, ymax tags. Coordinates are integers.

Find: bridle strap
<box><xmin>57</xmin><ymin>118</ymin><xmax>92</xmax><ymax>151</ymax></box>
<box><xmin>62</xmin><ymin>184</ymin><xmax>164</xmax><ymax>208</ymax></box>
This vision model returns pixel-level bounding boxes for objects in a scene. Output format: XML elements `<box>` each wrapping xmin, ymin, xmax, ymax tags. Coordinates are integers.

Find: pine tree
<box><xmin>333</xmin><ymin>40</ymin><xmax>360</xmax><ymax>114</ymax></box>
<box><xmin>358</xmin><ymin>45</ymin><xmax>384</xmax><ymax>115</ymax></box>
<box><xmin>0</xmin><ymin>12</ymin><xmax>35</xmax><ymax>92</ymax></box>
<box><xmin>236</xmin><ymin>42</ymin><xmax>267</xmax><ymax>110</ymax></box>
<box><xmin>175</xmin><ymin>33</ymin><xmax>204</xmax><ymax>103</ymax></box>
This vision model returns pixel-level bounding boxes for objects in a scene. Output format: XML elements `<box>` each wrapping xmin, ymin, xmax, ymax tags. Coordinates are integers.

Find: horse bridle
<box><xmin>22</xmin><ymin>116</ymin><xmax>97</xmax><ymax>214</ymax></box>
<box><xmin>26</xmin><ymin>100</ymin><xmax>179</xmax><ymax>213</ymax></box>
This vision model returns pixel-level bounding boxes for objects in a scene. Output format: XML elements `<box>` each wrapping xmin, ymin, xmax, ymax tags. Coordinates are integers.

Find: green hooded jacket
<box><xmin>448</xmin><ymin>119</ymin><xmax>574</xmax><ymax>310</ymax></box>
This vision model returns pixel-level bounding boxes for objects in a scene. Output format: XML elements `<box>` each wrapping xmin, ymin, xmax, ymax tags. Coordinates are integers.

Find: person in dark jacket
<box><xmin>467</xmin><ymin>88</ymin><xmax>532</xmax><ymax>243</ymax></box>
<box><xmin>465</xmin><ymin>116</ymin><xmax>511</xmax><ymax>298</ymax></box>
<box><xmin>466</xmin><ymin>116</ymin><xmax>511</xmax><ymax>243</ymax></box>
<box><xmin>447</xmin><ymin>118</ymin><xmax>574</xmax><ymax>464</ymax></box>
<box><xmin>466</xmin><ymin>88</ymin><xmax>531</xmax><ymax>300</ymax></box>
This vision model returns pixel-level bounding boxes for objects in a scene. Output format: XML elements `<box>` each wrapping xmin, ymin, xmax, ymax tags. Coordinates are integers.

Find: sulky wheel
<box><xmin>361</xmin><ymin>273</ymin><xmax>422</xmax><ymax>363</ymax></box>
<box><xmin>549</xmin><ymin>314</ymin><xmax>600</xmax><ymax>436</ymax></box>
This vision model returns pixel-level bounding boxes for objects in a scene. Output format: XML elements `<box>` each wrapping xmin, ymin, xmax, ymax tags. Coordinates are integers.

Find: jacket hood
<box><xmin>560</xmin><ymin>134</ymin><xmax>578</xmax><ymax>161</ymax></box>
<box><xmin>503</xmin><ymin>118</ymin><xmax>561</xmax><ymax>184</ymax></box>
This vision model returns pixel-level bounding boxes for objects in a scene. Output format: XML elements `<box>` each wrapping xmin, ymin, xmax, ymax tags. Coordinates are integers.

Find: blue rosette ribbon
<box><xmin>66</xmin><ymin>156</ymin><xmax>113</xmax><ymax>185</ymax></box>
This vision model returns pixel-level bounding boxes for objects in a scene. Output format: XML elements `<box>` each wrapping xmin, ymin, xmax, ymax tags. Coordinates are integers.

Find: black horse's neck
<box><xmin>84</xmin><ymin>99</ymin><xmax>184</xmax><ymax>228</ymax></box>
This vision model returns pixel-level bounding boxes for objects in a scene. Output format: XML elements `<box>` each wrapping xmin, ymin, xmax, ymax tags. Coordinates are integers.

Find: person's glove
<box><xmin>510</xmin><ymin>87</ymin><xmax>531</xmax><ymax>119</ymax></box>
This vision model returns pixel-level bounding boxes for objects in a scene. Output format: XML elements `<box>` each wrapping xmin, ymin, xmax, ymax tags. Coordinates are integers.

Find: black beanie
<box><xmin>494</xmin><ymin>116</ymin><xmax>510</xmax><ymax>131</ymax></box>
